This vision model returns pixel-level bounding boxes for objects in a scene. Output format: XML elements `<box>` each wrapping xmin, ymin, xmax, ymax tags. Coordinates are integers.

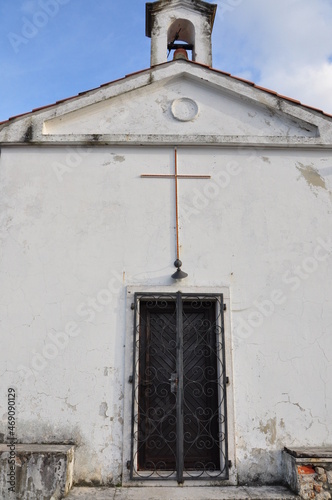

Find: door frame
<box><xmin>122</xmin><ymin>286</ymin><xmax>237</xmax><ymax>486</ymax></box>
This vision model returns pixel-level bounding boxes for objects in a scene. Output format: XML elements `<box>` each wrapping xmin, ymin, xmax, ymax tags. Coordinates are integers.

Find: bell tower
<box><xmin>146</xmin><ymin>0</ymin><xmax>217</xmax><ymax>67</ymax></box>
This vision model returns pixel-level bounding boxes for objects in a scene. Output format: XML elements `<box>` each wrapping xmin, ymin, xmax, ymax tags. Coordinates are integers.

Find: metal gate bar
<box><xmin>176</xmin><ymin>291</ymin><xmax>184</xmax><ymax>484</ymax></box>
<box><xmin>130</xmin><ymin>293</ymin><xmax>228</xmax><ymax>482</ymax></box>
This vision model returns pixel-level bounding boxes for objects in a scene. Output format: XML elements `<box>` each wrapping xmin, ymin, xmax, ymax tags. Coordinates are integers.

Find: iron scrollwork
<box><xmin>130</xmin><ymin>293</ymin><xmax>228</xmax><ymax>482</ymax></box>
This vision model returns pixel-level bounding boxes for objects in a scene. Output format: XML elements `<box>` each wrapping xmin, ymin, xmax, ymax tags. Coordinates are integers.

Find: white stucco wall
<box><xmin>1</xmin><ymin>144</ymin><xmax>331</xmax><ymax>485</ymax></box>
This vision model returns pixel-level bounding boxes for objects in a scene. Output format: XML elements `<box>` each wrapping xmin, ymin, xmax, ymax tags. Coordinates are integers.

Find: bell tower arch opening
<box><xmin>167</xmin><ymin>19</ymin><xmax>195</xmax><ymax>61</ymax></box>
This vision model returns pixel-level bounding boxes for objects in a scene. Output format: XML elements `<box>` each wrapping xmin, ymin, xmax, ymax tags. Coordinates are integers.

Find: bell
<box><xmin>171</xmin><ymin>259</ymin><xmax>188</xmax><ymax>280</ymax></box>
<box><xmin>173</xmin><ymin>48</ymin><xmax>189</xmax><ymax>61</ymax></box>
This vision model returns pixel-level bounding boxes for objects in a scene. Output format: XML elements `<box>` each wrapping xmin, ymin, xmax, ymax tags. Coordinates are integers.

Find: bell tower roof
<box><xmin>146</xmin><ymin>0</ymin><xmax>218</xmax><ymax>67</ymax></box>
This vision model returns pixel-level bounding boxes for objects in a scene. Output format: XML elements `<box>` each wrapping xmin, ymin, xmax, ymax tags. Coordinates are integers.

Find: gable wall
<box><xmin>43</xmin><ymin>76</ymin><xmax>318</xmax><ymax>138</ymax></box>
<box><xmin>0</xmin><ymin>144</ymin><xmax>331</xmax><ymax>485</ymax></box>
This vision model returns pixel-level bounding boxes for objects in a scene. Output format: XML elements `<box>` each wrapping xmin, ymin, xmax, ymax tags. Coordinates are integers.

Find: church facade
<box><xmin>1</xmin><ymin>0</ymin><xmax>332</xmax><ymax>489</ymax></box>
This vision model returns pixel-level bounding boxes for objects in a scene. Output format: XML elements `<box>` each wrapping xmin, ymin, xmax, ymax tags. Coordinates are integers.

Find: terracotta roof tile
<box><xmin>253</xmin><ymin>85</ymin><xmax>278</xmax><ymax>96</ymax></box>
<box><xmin>32</xmin><ymin>104</ymin><xmax>56</xmax><ymax>112</ymax></box>
<box><xmin>276</xmin><ymin>94</ymin><xmax>302</xmax><ymax>104</ymax></box>
<box><xmin>299</xmin><ymin>104</ymin><xmax>323</xmax><ymax>113</ymax></box>
<box><xmin>125</xmin><ymin>68</ymin><xmax>151</xmax><ymax>78</ymax></box>
<box><xmin>99</xmin><ymin>77</ymin><xmax>124</xmax><ymax>88</ymax></box>
<box><xmin>214</xmin><ymin>69</ymin><xmax>232</xmax><ymax>77</ymax></box>
<box><xmin>7</xmin><ymin>112</ymin><xmax>31</xmax><ymax>122</ymax></box>
<box><xmin>228</xmin><ymin>75</ymin><xmax>255</xmax><ymax>86</ymax></box>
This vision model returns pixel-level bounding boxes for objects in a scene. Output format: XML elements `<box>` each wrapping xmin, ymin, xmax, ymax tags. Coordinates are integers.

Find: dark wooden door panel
<box><xmin>138</xmin><ymin>303</ymin><xmax>177</xmax><ymax>471</ymax></box>
<box><xmin>182</xmin><ymin>305</ymin><xmax>220</xmax><ymax>471</ymax></box>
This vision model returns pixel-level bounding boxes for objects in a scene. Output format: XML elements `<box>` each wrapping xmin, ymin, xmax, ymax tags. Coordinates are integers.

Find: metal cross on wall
<box><xmin>141</xmin><ymin>147</ymin><xmax>211</xmax><ymax>279</ymax></box>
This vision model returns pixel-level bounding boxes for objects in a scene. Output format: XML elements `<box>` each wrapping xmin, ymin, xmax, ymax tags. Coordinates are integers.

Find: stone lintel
<box><xmin>284</xmin><ymin>447</ymin><xmax>332</xmax><ymax>459</ymax></box>
<box><xmin>0</xmin><ymin>444</ymin><xmax>74</xmax><ymax>454</ymax></box>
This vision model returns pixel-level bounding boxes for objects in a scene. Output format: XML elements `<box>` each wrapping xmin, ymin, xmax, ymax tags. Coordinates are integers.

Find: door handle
<box><xmin>169</xmin><ymin>373</ymin><xmax>178</xmax><ymax>394</ymax></box>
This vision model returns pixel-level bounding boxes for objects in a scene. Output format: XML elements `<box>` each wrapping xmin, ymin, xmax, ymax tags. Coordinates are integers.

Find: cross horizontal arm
<box><xmin>141</xmin><ymin>174</ymin><xmax>211</xmax><ymax>179</ymax></box>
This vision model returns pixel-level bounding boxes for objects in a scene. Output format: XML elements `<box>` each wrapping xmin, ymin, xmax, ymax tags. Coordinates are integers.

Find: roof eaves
<box><xmin>1</xmin><ymin>59</ymin><xmax>332</xmax><ymax>126</ymax></box>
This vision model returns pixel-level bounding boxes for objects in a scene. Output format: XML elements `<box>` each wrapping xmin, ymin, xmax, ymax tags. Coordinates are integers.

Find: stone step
<box><xmin>66</xmin><ymin>486</ymin><xmax>299</xmax><ymax>500</ymax></box>
<box><xmin>0</xmin><ymin>444</ymin><xmax>75</xmax><ymax>500</ymax></box>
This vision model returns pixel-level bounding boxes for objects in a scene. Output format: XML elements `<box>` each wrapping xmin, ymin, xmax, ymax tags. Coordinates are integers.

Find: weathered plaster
<box><xmin>259</xmin><ymin>418</ymin><xmax>278</xmax><ymax>446</ymax></box>
<box><xmin>1</xmin><ymin>62</ymin><xmax>331</xmax><ymax>147</ymax></box>
<box><xmin>0</xmin><ymin>445</ymin><xmax>74</xmax><ymax>499</ymax></box>
<box><xmin>296</xmin><ymin>162</ymin><xmax>328</xmax><ymax>192</ymax></box>
<box><xmin>0</xmin><ymin>144</ymin><xmax>331</xmax><ymax>486</ymax></box>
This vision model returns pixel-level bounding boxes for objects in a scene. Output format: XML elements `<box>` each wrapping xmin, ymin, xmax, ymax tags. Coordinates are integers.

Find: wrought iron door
<box><xmin>130</xmin><ymin>293</ymin><xmax>229</xmax><ymax>483</ymax></box>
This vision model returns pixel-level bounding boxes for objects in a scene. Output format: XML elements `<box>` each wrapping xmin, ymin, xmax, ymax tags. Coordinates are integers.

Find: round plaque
<box><xmin>171</xmin><ymin>98</ymin><xmax>199</xmax><ymax>122</ymax></box>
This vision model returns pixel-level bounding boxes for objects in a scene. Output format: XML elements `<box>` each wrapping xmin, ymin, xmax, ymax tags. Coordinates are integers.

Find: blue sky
<box><xmin>1</xmin><ymin>0</ymin><xmax>332</xmax><ymax>122</ymax></box>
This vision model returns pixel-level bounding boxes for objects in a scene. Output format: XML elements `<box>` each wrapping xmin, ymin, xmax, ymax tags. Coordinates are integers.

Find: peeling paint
<box><xmin>296</xmin><ymin>162</ymin><xmax>327</xmax><ymax>194</ymax></box>
<box><xmin>0</xmin><ymin>445</ymin><xmax>74</xmax><ymax>498</ymax></box>
<box><xmin>99</xmin><ymin>402</ymin><xmax>109</xmax><ymax>418</ymax></box>
<box><xmin>259</xmin><ymin>417</ymin><xmax>277</xmax><ymax>445</ymax></box>
<box><xmin>113</xmin><ymin>155</ymin><xmax>125</xmax><ymax>163</ymax></box>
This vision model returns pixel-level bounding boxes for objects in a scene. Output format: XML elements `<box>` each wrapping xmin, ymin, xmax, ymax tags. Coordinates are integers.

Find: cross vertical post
<box><xmin>141</xmin><ymin>147</ymin><xmax>211</xmax><ymax>279</ymax></box>
<box><xmin>174</xmin><ymin>147</ymin><xmax>180</xmax><ymax>262</ymax></box>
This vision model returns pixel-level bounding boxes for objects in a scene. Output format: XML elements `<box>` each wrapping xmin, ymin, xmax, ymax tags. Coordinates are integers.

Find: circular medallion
<box><xmin>171</xmin><ymin>98</ymin><xmax>199</xmax><ymax>122</ymax></box>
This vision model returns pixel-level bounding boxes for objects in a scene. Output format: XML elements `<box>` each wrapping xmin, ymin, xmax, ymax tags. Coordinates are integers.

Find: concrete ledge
<box><xmin>0</xmin><ymin>444</ymin><xmax>75</xmax><ymax>500</ymax></box>
<box><xmin>66</xmin><ymin>486</ymin><xmax>298</xmax><ymax>500</ymax></box>
<box><xmin>285</xmin><ymin>448</ymin><xmax>332</xmax><ymax>461</ymax></box>
<box><xmin>284</xmin><ymin>448</ymin><xmax>332</xmax><ymax>500</ymax></box>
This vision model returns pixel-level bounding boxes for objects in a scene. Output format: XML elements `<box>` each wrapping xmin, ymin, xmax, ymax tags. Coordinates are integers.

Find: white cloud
<box><xmin>213</xmin><ymin>0</ymin><xmax>332</xmax><ymax>113</ymax></box>
<box><xmin>262</xmin><ymin>63</ymin><xmax>332</xmax><ymax>114</ymax></box>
